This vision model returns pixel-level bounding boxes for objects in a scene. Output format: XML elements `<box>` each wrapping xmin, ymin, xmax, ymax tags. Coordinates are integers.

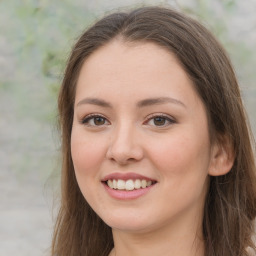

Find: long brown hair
<box><xmin>52</xmin><ymin>6</ymin><xmax>256</xmax><ymax>256</ymax></box>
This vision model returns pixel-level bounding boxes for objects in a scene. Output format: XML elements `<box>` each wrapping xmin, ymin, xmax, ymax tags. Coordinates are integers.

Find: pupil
<box><xmin>154</xmin><ymin>117</ymin><xmax>165</xmax><ymax>126</ymax></box>
<box><xmin>95</xmin><ymin>117</ymin><xmax>105</xmax><ymax>125</ymax></box>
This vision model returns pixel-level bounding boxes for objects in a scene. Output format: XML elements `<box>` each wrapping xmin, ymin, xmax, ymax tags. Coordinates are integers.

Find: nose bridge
<box><xmin>111</xmin><ymin>120</ymin><xmax>137</xmax><ymax>153</ymax></box>
<box><xmin>107</xmin><ymin>119</ymin><xmax>143</xmax><ymax>163</ymax></box>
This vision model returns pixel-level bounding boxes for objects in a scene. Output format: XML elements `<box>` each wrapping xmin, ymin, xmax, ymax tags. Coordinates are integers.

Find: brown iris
<box><xmin>94</xmin><ymin>117</ymin><xmax>105</xmax><ymax>125</ymax></box>
<box><xmin>153</xmin><ymin>117</ymin><xmax>166</xmax><ymax>126</ymax></box>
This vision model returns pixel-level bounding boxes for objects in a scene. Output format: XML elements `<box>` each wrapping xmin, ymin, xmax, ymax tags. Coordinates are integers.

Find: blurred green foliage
<box><xmin>182</xmin><ymin>0</ymin><xmax>256</xmax><ymax>132</ymax></box>
<box><xmin>0</xmin><ymin>0</ymin><xmax>95</xmax><ymax>121</ymax></box>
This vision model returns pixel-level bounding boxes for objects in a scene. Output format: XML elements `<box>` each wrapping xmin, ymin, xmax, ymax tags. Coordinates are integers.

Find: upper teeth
<box><xmin>107</xmin><ymin>179</ymin><xmax>153</xmax><ymax>191</ymax></box>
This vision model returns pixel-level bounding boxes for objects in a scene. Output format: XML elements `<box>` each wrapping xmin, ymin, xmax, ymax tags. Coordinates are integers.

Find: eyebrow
<box><xmin>76</xmin><ymin>98</ymin><xmax>112</xmax><ymax>108</ymax></box>
<box><xmin>136</xmin><ymin>97</ymin><xmax>186</xmax><ymax>108</ymax></box>
<box><xmin>76</xmin><ymin>97</ymin><xmax>186</xmax><ymax>108</ymax></box>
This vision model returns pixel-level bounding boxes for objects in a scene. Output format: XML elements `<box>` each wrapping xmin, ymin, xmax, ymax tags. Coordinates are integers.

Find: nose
<box><xmin>106</xmin><ymin>123</ymin><xmax>144</xmax><ymax>165</ymax></box>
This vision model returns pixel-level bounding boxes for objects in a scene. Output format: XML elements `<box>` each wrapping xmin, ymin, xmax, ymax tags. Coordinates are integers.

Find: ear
<box><xmin>208</xmin><ymin>135</ymin><xmax>235</xmax><ymax>176</ymax></box>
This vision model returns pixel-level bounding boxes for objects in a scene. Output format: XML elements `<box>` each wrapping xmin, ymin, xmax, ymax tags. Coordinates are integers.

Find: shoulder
<box><xmin>247</xmin><ymin>247</ymin><xmax>256</xmax><ymax>256</ymax></box>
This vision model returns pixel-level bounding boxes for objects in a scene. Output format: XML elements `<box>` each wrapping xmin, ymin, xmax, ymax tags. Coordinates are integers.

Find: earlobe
<box><xmin>208</xmin><ymin>136</ymin><xmax>235</xmax><ymax>176</ymax></box>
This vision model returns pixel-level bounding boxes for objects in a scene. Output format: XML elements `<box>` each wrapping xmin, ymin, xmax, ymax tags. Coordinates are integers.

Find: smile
<box><xmin>106</xmin><ymin>179</ymin><xmax>155</xmax><ymax>191</ymax></box>
<box><xmin>102</xmin><ymin>172</ymin><xmax>157</xmax><ymax>199</ymax></box>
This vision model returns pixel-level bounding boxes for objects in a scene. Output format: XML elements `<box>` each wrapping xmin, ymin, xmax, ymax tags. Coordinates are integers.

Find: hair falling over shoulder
<box><xmin>51</xmin><ymin>6</ymin><xmax>256</xmax><ymax>256</ymax></box>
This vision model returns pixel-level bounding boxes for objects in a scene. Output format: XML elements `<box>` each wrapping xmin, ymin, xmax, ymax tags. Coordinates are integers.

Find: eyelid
<box><xmin>143</xmin><ymin>113</ymin><xmax>176</xmax><ymax>126</ymax></box>
<box><xmin>79</xmin><ymin>112</ymin><xmax>176</xmax><ymax>127</ymax></box>
<box><xmin>80</xmin><ymin>113</ymin><xmax>110</xmax><ymax>126</ymax></box>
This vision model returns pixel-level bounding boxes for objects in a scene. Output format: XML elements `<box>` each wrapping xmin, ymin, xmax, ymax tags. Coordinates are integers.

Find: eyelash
<box><xmin>144</xmin><ymin>113</ymin><xmax>176</xmax><ymax>127</ymax></box>
<box><xmin>80</xmin><ymin>113</ymin><xmax>176</xmax><ymax>127</ymax></box>
<box><xmin>81</xmin><ymin>114</ymin><xmax>110</xmax><ymax>126</ymax></box>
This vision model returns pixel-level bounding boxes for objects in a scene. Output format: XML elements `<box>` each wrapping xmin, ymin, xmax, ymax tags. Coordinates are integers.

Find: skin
<box><xmin>71</xmin><ymin>40</ymin><xmax>232</xmax><ymax>256</ymax></box>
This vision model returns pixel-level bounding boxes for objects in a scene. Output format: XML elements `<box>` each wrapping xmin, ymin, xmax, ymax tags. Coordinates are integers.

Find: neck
<box><xmin>110</xmin><ymin>217</ymin><xmax>205</xmax><ymax>256</ymax></box>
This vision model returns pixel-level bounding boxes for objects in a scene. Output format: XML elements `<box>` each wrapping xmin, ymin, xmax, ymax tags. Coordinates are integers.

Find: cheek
<box><xmin>150</xmin><ymin>136</ymin><xmax>191</xmax><ymax>169</ymax></box>
<box><xmin>149</xmin><ymin>134</ymin><xmax>211</xmax><ymax>214</ymax></box>
<box><xmin>70</xmin><ymin>130</ymin><xmax>108</xmax><ymax>207</ymax></box>
<box><xmin>71</xmin><ymin>130</ymin><xmax>106</xmax><ymax>174</ymax></box>
<box><xmin>148</xmin><ymin>132</ymin><xmax>211</xmax><ymax>181</ymax></box>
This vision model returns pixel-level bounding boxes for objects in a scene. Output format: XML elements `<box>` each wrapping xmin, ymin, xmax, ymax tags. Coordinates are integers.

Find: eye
<box><xmin>81</xmin><ymin>114</ymin><xmax>110</xmax><ymax>126</ymax></box>
<box><xmin>145</xmin><ymin>114</ymin><xmax>175</xmax><ymax>127</ymax></box>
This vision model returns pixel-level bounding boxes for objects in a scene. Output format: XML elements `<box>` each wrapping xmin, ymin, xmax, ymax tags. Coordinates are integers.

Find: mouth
<box><xmin>103</xmin><ymin>179</ymin><xmax>157</xmax><ymax>191</ymax></box>
<box><xmin>101</xmin><ymin>172</ymin><xmax>157</xmax><ymax>191</ymax></box>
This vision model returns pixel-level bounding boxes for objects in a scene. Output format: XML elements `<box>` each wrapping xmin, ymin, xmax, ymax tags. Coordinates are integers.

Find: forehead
<box><xmin>79</xmin><ymin>40</ymin><xmax>181</xmax><ymax>73</ymax></box>
<box><xmin>76</xmin><ymin>40</ymin><xmax>195</xmax><ymax>97</ymax></box>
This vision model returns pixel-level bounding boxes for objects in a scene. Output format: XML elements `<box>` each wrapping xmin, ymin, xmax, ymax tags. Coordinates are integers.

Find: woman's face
<box><xmin>71</xmin><ymin>40</ymin><xmax>215</xmax><ymax>234</ymax></box>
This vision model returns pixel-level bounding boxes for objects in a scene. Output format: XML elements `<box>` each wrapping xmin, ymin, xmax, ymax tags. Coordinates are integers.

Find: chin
<box><xmin>99</xmin><ymin>210</ymin><xmax>156</xmax><ymax>233</ymax></box>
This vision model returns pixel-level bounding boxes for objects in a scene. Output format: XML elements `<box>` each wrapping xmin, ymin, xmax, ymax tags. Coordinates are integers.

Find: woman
<box><xmin>51</xmin><ymin>6</ymin><xmax>256</xmax><ymax>256</ymax></box>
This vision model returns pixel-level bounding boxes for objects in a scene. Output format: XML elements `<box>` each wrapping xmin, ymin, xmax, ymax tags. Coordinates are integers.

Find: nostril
<box><xmin>106</xmin><ymin>147</ymin><xmax>144</xmax><ymax>165</ymax></box>
<box><xmin>106</xmin><ymin>133</ymin><xmax>144</xmax><ymax>164</ymax></box>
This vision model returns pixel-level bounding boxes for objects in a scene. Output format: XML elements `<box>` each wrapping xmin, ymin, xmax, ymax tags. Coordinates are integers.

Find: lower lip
<box><xmin>103</xmin><ymin>182</ymin><xmax>155</xmax><ymax>200</ymax></box>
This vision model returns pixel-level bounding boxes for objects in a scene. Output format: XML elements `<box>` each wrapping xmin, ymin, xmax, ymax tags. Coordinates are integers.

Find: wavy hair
<box><xmin>52</xmin><ymin>6</ymin><xmax>256</xmax><ymax>256</ymax></box>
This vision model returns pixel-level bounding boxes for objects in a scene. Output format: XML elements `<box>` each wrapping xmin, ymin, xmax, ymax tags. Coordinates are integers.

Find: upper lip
<box><xmin>102</xmin><ymin>172</ymin><xmax>157</xmax><ymax>182</ymax></box>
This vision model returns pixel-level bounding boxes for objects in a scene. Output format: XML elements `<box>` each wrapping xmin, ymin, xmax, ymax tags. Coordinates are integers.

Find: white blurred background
<box><xmin>0</xmin><ymin>0</ymin><xmax>255</xmax><ymax>255</ymax></box>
